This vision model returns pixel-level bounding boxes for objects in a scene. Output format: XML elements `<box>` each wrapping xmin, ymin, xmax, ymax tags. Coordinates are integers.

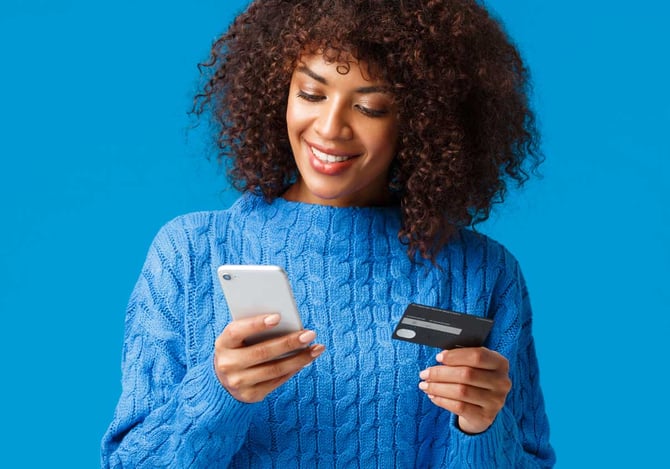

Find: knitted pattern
<box><xmin>101</xmin><ymin>194</ymin><xmax>555</xmax><ymax>468</ymax></box>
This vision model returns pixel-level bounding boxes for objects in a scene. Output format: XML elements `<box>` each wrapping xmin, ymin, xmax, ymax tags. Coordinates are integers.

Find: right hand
<box><xmin>214</xmin><ymin>313</ymin><xmax>325</xmax><ymax>403</ymax></box>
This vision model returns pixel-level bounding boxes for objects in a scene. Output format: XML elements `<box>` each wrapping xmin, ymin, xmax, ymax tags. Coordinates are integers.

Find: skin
<box><xmin>419</xmin><ymin>348</ymin><xmax>512</xmax><ymax>434</ymax></box>
<box><xmin>215</xmin><ymin>53</ymin><xmax>513</xmax><ymax>434</ymax></box>
<box><xmin>283</xmin><ymin>53</ymin><xmax>399</xmax><ymax>207</ymax></box>
<box><xmin>214</xmin><ymin>313</ymin><xmax>325</xmax><ymax>403</ymax></box>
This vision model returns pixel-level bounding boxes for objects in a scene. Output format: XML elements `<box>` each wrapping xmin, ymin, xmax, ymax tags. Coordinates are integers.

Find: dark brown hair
<box><xmin>194</xmin><ymin>0</ymin><xmax>542</xmax><ymax>259</ymax></box>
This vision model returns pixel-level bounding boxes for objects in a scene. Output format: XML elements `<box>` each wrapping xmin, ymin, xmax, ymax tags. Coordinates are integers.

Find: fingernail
<box><xmin>299</xmin><ymin>330</ymin><xmax>316</xmax><ymax>344</ymax></box>
<box><xmin>436</xmin><ymin>352</ymin><xmax>445</xmax><ymax>362</ymax></box>
<box><xmin>310</xmin><ymin>344</ymin><xmax>325</xmax><ymax>357</ymax></box>
<box><xmin>264</xmin><ymin>314</ymin><xmax>281</xmax><ymax>326</ymax></box>
<box><xmin>419</xmin><ymin>369</ymin><xmax>429</xmax><ymax>380</ymax></box>
<box><xmin>418</xmin><ymin>381</ymin><xmax>428</xmax><ymax>390</ymax></box>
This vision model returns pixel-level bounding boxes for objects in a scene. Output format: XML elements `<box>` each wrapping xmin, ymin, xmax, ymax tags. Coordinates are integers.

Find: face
<box><xmin>284</xmin><ymin>53</ymin><xmax>399</xmax><ymax>207</ymax></box>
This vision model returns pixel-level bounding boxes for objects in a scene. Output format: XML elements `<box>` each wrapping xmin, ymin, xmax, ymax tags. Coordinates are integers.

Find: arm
<box><xmin>101</xmin><ymin>219</ymin><xmax>257</xmax><ymax>468</ymax></box>
<box><xmin>443</xmin><ymin>336</ymin><xmax>554</xmax><ymax>468</ymax></box>
<box><xmin>422</xmin><ymin>255</ymin><xmax>555</xmax><ymax>468</ymax></box>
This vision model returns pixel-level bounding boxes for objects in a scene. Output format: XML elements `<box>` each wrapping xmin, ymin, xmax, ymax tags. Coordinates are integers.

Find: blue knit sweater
<box><xmin>101</xmin><ymin>193</ymin><xmax>555</xmax><ymax>468</ymax></box>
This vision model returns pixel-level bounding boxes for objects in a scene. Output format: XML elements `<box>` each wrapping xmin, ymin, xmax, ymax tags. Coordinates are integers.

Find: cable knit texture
<box><xmin>101</xmin><ymin>193</ymin><xmax>555</xmax><ymax>468</ymax></box>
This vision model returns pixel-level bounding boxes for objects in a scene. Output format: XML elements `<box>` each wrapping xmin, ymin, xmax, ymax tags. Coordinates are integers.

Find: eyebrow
<box><xmin>296</xmin><ymin>66</ymin><xmax>392</xmax><ymax>94</ymax></box>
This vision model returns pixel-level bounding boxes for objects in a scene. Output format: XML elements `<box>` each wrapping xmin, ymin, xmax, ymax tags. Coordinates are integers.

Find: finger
<box><xmin>418</xmin><ymin>380</ymin><xmax>493</xmax><ymax>407</ymax></box>
<box><xmin>228</xmin><ymin>344</ymin><xmax>325</xmax><ymax>390</ymax></box>
<box><xmin>237</xmin><ymin>372</ymin><xmax>296</xmax><ymax>403</ymax></box>
<box><xmin>427</xmin><ymin>396</ymin><xmax>494</xmax><ymax>434</ymax></box>
<box><xmin>242</xmin><ymin>329</ymin><xmax>318</xmax><ymax>367</ymax></box>
<box><xmin>222</xmin><ymin>344</ymin><xmax>325</xmax><ymax>403</ymax></box>
<box><xmin>234</xmin><ymin>370</ymin><xmax>299</xmax><ymax>403</ymax></box>
<box><xmin>436</xmin><ymin>347</ymin><xmax>509</xmax><ymax>373</ymax></box>
<box><xmin>420</xmin><ymin>365</ymin><xmax>505</xmax><ymax>391</ymax></box>
<box><xmin>426</xmin><ymin>393</ymin><xmax>485</xmax><ymax>419</ymax></box>
<box><xmin>216</xmin><ymin>313</ymin><xmax>282</xmax><ymax>349</ymax></box>
<box><xmin>215</xmin><ymin>327</ymin><xmax>318</xmax><ymax>378</ymax></box>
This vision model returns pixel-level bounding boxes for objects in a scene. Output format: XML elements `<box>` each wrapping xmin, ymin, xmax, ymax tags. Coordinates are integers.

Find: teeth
<box><xmin>311</xmin><ymin>146</ymin><xmax>352</xmax><ymax>163</ymax></box>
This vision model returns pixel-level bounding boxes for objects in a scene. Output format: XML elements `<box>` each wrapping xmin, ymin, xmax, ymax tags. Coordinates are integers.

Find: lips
<box><xmin>311</xmin><ymin>146</ymin><xmax>353</xmax><ymax>163</ymax></box>
<box><xmin>306</xmin><ymin>142</ymin><xmax>360</xmax><ymax>176</ymax></box>
<box><xmin>309</xmin><ymin>145</ymin><xmax>358</xmax><ymax>163</ymax></box>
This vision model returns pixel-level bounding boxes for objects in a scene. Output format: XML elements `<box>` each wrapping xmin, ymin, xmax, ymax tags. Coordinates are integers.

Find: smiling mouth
<box><xmin>310</xmin><ymin>146</ymin><xmax>357</xmax><ymax>164</ymax></box>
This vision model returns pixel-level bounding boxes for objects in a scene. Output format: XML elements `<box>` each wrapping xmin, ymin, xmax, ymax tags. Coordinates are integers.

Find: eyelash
<box><xmin>296</xmin><ymin>91</ymin><xmax>389</xmax><ymax>118</ymax></box>
<box><xmin>296</xmin><ymin>91</ymin><xmax>325</xmax><ymax>103</ymax></box>
<box><xmin>354</xmin><ymin>105</ymin><xmax>388</xmax><ymax>118</ymax></box>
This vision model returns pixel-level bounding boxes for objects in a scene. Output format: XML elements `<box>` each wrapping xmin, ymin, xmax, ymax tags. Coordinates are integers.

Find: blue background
<box><xmin>1</xmin><ymin>1</ymin><xmax>667</xmax><ymax>467</ymax></box>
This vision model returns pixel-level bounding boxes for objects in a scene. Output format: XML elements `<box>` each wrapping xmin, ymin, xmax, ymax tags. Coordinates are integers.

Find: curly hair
<box><xmin>194</xmin><ymin>0</ymin><xmax>541</xmax><ymax>260</ymax></box>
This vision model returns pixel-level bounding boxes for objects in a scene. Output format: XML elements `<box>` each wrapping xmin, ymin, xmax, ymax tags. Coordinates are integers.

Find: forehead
<box><xmin>294</xmin><ymin>51</ymin><xmax>386</xmax><ymax>84</ymax></box>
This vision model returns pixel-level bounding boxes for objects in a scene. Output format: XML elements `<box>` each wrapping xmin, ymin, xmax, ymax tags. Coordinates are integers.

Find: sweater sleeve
<box><xmin>437</xmin><ymin>251</ymin><xmax>556</xmax><ymax>468</ymax></box>
<box><xmin>101</xmin><ymin>219</ymin><xmax>257</xmax><ymax>468</ymax></box>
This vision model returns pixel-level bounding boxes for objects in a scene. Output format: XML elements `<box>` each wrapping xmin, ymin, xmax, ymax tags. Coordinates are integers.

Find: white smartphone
<box><xmin>216</xmin><ymin>264</ymin><xmax>303</xmax><ymax>345</ymax></box>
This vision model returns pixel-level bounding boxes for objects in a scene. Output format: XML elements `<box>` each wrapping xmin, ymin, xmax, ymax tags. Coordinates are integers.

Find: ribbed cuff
<box><xmin>180</xmin><ymin>356</ymin><xmax>258</xmax><ymax>431</ymax></box>
<box><xmin>449</xmin><ymin>408</ymin><xmax>519</xmax><ymax>468</ymax></box>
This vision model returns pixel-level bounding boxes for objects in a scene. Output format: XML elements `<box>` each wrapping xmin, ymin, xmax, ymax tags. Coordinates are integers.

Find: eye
<box><xmin>297</xmin><ymin>90</ymin><xmax>325</xmax><ymax>102</ymax></box>
<box><xmin>354</xmin><ymin>104</ymin><xmax>389</xmax><ymax>118</ymax></box>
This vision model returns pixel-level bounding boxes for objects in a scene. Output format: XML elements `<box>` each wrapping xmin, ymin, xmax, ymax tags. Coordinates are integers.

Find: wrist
<box><xmin>457</xmin><ymin>416</ymin><xmax>490</xmax><ymax>435</ymax></box>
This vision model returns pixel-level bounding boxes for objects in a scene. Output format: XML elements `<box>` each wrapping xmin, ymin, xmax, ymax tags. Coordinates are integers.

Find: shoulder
<box><xmin>446</xmin><ymin>229</ymin><xmax>521</xmax><ymax>274</ymax></box>
<box><xmin>146</xmin><ymin>194</ymin><xmax>273</xmax><ymax>267</ymax></box>
<box><xmin>145</xmin><ymin>196</ymin><xmax>257</xmax><ymax>262</ymax></box>
<box><xmin>439</xmin><ymin>229</ymin><xmax>526</xmax><ymax>305</ymax></box>
<box><xmin>154</xmin><ymin>195</ymin><xmax>254</xmax><ymax>244</ymax></box>
<box><xmin>151</xmin><ymin>211</ymin><xmax>225</xmax><ymax>251</ymax></box>
<box><xmin>161</xmin><ymin>210</ymin><xmax>227</xmax><ymax>235</ymax></box>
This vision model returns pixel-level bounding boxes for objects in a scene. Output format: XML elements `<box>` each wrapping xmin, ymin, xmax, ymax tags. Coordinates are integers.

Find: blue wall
<box><xmin>1</xmin><ymin>1</ymin><xmax>667</xmax><ymax>466</ymax></box>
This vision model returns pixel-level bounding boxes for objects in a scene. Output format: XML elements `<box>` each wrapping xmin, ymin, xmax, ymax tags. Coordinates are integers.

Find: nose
<box><xmin>314</xmin><ymin>99</ymin><xmax>353</xmax><ymax>140</ymax></box>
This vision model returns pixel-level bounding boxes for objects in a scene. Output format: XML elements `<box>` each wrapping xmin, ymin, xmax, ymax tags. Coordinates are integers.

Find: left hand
<box><xmin>419</xmin><ymin>347</ymin><xmax>512</xmax><ymax>434</ymax></box>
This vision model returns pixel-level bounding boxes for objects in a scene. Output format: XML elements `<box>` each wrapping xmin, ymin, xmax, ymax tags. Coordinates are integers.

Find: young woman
<box><xmin>102</xmin><ymin>0</ymin><xmax>555</xmax><ymax>467</ymax></box>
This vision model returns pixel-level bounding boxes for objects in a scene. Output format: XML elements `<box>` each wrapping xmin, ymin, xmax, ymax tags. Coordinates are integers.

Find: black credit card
<box><xmin>392</xmin><ymin>303</ymin><xmax>493</xmax><ymax>349</ymax></box>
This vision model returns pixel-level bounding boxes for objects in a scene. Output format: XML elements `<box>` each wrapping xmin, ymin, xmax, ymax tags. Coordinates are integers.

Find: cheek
<box><xmin>366</xmin><ymin>125</ymin><xmax>398</xmax><ymax>159</ymax></box>
<box><xmin>285</xmin><ymin>98</ymin><xmax>297</xmax><ymax>131</ymax></box>
<box><xmin>286</xmin><ymin>102</ymin><xmax>309</xmax><ymax>136</ymax></box>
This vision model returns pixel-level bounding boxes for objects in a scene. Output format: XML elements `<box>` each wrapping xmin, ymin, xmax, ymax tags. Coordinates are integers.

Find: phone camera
<box><xmin>222</xmin><ymin>273</ymin><xmax>232</xmax><ymax>281</ymax></box>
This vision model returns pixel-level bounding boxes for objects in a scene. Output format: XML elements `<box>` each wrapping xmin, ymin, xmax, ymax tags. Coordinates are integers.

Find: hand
<box><xmin>418</xmin><ymin>347</ymin><xmax>512</xmax><ymax>434</ymax></box>
<box><xmin>214</xmin><ymin>313</ymin><xmax>325</xmax><ymax>403</ymax></box>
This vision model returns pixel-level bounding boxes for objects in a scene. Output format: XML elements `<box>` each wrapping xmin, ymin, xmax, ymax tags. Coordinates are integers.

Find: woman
<box><xmin>102</xmin><ymin>0</ymin><xmax>555</xmax><ymax>467</ymax></box>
